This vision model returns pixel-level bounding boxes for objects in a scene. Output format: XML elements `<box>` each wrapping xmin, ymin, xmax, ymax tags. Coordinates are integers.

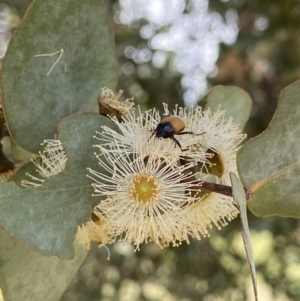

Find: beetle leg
<box><xmin>172</xmin><ymin>136</ymin><xmax>183</xmax><ymax>151</ymax></box>
<box><xmin>175</xmin><ymin>131</ymin><xmax>205</xmax><ymax>136</ymax></box>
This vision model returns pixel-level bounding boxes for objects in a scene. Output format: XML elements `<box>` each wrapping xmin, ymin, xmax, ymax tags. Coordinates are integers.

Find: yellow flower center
<box><xmin>131</xmin><ymin>175</ymin><xmax>158</xmax><ymax>203</ymax></box>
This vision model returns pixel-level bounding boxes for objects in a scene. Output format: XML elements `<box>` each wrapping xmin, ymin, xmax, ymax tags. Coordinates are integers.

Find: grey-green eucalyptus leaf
<box><xmin>0</xmin><ymin>226</ymin><xmax>87</xmax><ymax>301</ymax></box>
<box><xmin>202</xmin><ymin>85</ymin><xmax>252</xmax><ymax>129</ymax></box>
<box><xmin>237</xmin><ymin>80</ymin><xmax>300</xmax><ymax>217</ymax></box>
<box><xmin>1</xmin><ymin>0</ymin><xmax>118</xmax><ymax>153</ymax></box>
<box><xmin>11</xmin><ymin>140</ymin><xmax>33</xmax><ymax>162</ymax></box>
<box><xmin>0</xmin><ymin>113</ymin><xmax>117</xmax><ymax>258</ymax></box>
<box><xmin>9</xmin><ymin>160</ymin><xmax>38</xmax><ymax>187</ymax></box>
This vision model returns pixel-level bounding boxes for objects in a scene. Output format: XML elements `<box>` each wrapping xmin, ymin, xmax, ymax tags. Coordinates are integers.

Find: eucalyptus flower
<box><xmin>76</xmin><ymin>217</ymin><xmax>113</xmax><ymax>250</ymax></box>
<box><xmin>21</xmin><ymin>138</ymin><xmax>67</xmax><ymax>187</ymax></box>
<box><xmin>86</xmin><ymin>100</ymin><xmax>245</xmax><ymax>249</ymax></box>
<box><xmin>21</xmin><ymin>89</ymin><xmax>246</xmax><ymax>251</ymax></box>
<box><xmin>87</xmin><ymin>151</ymin><xmax>201</xmax><ymax>250</ymax></box>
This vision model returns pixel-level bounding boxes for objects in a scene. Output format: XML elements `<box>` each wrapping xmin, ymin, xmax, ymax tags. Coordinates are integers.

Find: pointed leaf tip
<box><xmin>230</xmin><ymin>172</ymin><xmax>258</xmax><ymax>301</ymax></box>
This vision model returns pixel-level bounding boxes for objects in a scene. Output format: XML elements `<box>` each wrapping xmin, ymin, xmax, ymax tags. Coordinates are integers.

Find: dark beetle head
<box><xmin>155</xmin><ymin>122</ymin><xmax>174</xmax><ymax>138</ymax></box>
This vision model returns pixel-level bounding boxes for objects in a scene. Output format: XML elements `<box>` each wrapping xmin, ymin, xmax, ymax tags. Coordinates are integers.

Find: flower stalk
<box><xmin>191</xmin><ymin>180</ymin><xmax>252</xmax><ymax>200</ymax></box>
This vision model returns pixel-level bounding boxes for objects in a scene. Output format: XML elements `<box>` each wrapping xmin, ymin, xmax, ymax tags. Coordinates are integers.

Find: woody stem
<box><xmin>195</xmin><ymin>180</ymin><xmax>252</xmax><ymax>200</ymax></box>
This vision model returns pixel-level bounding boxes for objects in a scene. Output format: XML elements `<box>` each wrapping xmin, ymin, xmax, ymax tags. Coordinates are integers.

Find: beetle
<box><xmin>150</xmin><ymin>114</ymin><xmax>204</xmax><ymax>150</ymax></box>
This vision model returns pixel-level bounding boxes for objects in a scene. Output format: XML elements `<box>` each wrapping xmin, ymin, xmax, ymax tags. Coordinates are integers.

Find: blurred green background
<box><xmin>1</xmin><ymin>0</ymin><xmax>300</xmax><ymax>300</ymax></box>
